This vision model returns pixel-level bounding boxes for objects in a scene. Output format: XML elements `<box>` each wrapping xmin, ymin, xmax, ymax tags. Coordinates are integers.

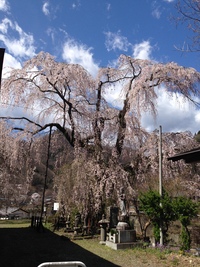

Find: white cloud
<box><xmin>106</xmin><ymin>3</ymin><xmax>111</xmax><ymax>11</ymax></box>
<box><xmin>62</xmin><ymin>39</ymin><xmax>99</xmax><ymax>76</ymax></box>
<box><xmin>105</xmin><ymin>31</ymin><xmax>130</xmax><ymax>52</ymax></box>
<box><xmin>3</xmin><ymin>52</ymin><xmax>21</xmax><ymax>69</ymax></box>
<box><xmin>0</xmin><ymin>19</ymin><xmax>36</xmax><ymax>59</ymax></box>
<box><xmin>42</xmin><ymin>2</ymin><xmax>50</xmax><ymax>16</ymax></box>
<box><xmin>141</xmin><ymin>88</ymin><xmax>200</xmax><ymax>133</ymax></box>
<box><xmin>151</xmin><ymin>0</ymin><xmax>174</xmax><ymax>19</ymax></box>
<box><xmin>2</xmin><ymin>52</ymin><xmax>22</xmax><ymax>78</ymax></box>
<box><xmin>0</xmin><ymin>18</ymin><xmax>12</xmax><ymax>34</ymax></box>
<box><xmin>152</xmin><ymin>7</ymin><xmax>161</xmax><ymax>19</ymax></box>
<box><xmin>151</xmin><ymin>1</ymin><xmax>164</xmax><ymax>19</ymax></box>
<box><xmin>42</xmin><ymin>1</ymin><xmax>59</xmax><ymax>19</ymax></box>
<box><xmin>0</xmin><ymin>0</ymin><xmax>9</xmax><ymax>12</ymax></box>
<box><xmin>133</xmin><ymin>40</ymin><xmax>153</xmax><ymax>60</ymax></box>
<box><xmin>104</xmin><ymin>84</ymin><xmax>125</xmax><ymax>111</ymax></box>
<box><xmin>72</xmin><ymin>1</ymin><xmax>81</xmax><ymax>9</ymax></box>
<box><xmin>46</xmin><ymin>27</ymin><xmax>56</xmax><ymax>43</ymax></box>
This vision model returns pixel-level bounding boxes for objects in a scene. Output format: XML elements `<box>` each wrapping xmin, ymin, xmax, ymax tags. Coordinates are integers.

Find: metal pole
<box><xmin>0</xmin><ymin>48</ymin><xmax>5</xmax><ymax>87</ymax></box>
<box><xmin>40</xmin><ymin>126</ymin><xmax>52</xmax><ymax>230</ymax></box>
<box><xmin>159</xmin><ymin>125</ymin><xmax>163</xmax><ymax>245</ymax></box>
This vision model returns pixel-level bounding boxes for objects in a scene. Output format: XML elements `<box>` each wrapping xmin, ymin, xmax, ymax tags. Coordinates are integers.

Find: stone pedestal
<box><xmin>106</xmin><ymin>230</ymin><xmax>137</xmax><ymax>250</ymax></box>
<box><xmin>100</xmin><ymin>225</ymin><xmax>107</xmax><ymax>244</ymax></box>
<box><xmin>74</xmin><ymin>227</ymin><xmax>80</xmax><ymax>235</ymax></box>
<box><xmin>117</xmin><ymin>230</ymin><xmax>136</xmax><ymax>243</ymax></box>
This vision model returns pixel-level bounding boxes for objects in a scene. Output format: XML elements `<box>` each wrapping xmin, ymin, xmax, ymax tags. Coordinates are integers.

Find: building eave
<box><xmin>168</xmin><ymin>147</ymin><xmax>200</xmax><ymax>163</ymax></box>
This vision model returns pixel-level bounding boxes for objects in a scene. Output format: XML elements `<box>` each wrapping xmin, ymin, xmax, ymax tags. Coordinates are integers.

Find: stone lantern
<box><xmin>98</xmin><ymin>214</ymin><xmax>109</xmax><ymax>244</ymax></box>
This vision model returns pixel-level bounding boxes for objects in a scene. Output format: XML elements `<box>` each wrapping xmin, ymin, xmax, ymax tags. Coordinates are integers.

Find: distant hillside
<box><xmin>0</xmin><ymin>129</ymin><xmax>74</xmax><ymax>209</ymax></box>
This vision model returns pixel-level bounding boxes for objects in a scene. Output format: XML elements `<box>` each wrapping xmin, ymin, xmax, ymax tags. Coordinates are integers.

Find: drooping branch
<box><xmin>1</xmin><ymin>52</ymin><xmax>200</xmax><ymax>163</ymax></box>
<box><xmin>0</xmin><ymin>116</ymin><xmax>75</xmax><ymax>147</ymax></box>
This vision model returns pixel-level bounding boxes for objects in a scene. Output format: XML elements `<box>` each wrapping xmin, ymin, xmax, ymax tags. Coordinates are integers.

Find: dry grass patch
<box><xmin>72</xmin><ymin>238</ymin><xmax>200</xmax><ymax>267</ymax></box>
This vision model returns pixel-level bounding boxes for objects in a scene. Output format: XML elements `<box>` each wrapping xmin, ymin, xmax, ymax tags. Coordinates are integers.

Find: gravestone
<box><xmin>107</xmin><ymin>206</ymin><xmax>119</xmax><ymax>229</ymax></box>
<box><xmin>74</xmin><ymin>212</ymin><xmax>81</xmax><ymax>235</ymax></box>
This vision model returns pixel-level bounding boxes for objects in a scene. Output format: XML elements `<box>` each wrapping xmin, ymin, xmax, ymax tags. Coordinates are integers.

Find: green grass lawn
<box><xmin>0</xmin><ymin>219</ymin><xmax>30</xmax><ymax>228</ymax></box>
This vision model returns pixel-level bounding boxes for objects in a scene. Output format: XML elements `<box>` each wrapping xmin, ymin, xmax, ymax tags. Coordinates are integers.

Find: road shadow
<box><xmin>0</xmin><ymin>227</ymin><xmax>120</xmax><ymax>267</ymax></box>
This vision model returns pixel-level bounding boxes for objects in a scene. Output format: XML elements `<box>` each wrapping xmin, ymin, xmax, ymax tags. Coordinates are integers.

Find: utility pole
<box><xmin>0</xmin><ymin>48</ymin><xmax>5</xmax><ymax>86</ymax></box>
<box><xmin>39</xmin><ymin>126</ymin><xmax>52</xmax><ymax>231</ymax></box>
<box><xmin>159</xmin><ymin>125</ymin><xmax>163</xmax><ymax>245</ymax></box>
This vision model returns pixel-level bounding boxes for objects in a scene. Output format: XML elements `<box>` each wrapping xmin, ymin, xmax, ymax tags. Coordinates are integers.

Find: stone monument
<box><xmin>106</xmin><ymin>187</ymin><xmax>136</xmax><ymax>249</ymax></box>
<box><xmin>116</xmin><ymin>187</ymin><xmax>130</xmax><ymax>230</ymax></box>
<box><xmin>74</xmin><ymin>212</ymin><xmax>81</xmax><ymax>235</ymax></box>
<box><xmin>98</xmin><ymin>214</ymin><xmax>109</xmax><ymax>244</ymax></box>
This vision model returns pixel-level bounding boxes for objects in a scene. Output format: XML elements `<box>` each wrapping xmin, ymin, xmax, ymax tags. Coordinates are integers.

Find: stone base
<box><xmin>74</xmin><ymin>227</ymin><xmax>81</xmax><ymax>235</ymax></box>
<box><xmin>106</xmin><ymin>240</ymin><xmax>142</xmax><ymax>250</ymax></box>
<box><xmin>118</xmin><ymin>230</ymin><xmax>136</xmax><ymax>243</ymax></box>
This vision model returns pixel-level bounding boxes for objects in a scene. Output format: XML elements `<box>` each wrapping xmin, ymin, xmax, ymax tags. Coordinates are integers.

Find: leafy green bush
<box><xmin>139</xmin><ymin>190</ymin><xmax>175</xmax><ymax>244</ymax></box>
<box><xmin>139</xmin><ymin>190</ymin><xmax>199</xmax><ymax>249</ymax></box>
<box><xmin>173</xmin><ymin>196</ymin><xmax>198</xmax><ymax>250</ymax></box>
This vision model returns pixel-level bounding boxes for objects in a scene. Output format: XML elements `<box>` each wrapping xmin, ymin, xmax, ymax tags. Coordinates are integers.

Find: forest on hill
<box><xmin>0</xmin><ymin>118</ymin><xmax>200</xmax><ymax>217</ymax></box>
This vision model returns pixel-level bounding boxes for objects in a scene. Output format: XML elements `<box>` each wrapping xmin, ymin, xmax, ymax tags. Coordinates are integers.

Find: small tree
<box><xmin>139</xmin><ymin>190</ymin><xmax>175</xmax><ymax>244</ymax></box>
<box><xmin>173</xmin><ymin>196</ymin><xmax>199</xmax><ymax>250</ymax></box>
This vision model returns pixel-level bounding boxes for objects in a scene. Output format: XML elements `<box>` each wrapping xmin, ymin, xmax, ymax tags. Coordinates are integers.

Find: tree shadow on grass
<box><xmin>0</xmin><ymin>227</ymin><xmax>120</xmax><ymax>267</ymax></box>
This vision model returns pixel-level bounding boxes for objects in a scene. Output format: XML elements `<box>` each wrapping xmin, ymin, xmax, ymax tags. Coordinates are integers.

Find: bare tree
<box><xmin>176</xmin><ymin>0</ymin><xmax>200</xmax><ymax>52</ymax></box>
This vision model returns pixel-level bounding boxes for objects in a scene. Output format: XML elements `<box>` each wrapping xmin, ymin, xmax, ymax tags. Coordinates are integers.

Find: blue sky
<box><xmin>0</xmin><ymin>0</ymin><xmax>200</xmax><ymax>134</ymax></box>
